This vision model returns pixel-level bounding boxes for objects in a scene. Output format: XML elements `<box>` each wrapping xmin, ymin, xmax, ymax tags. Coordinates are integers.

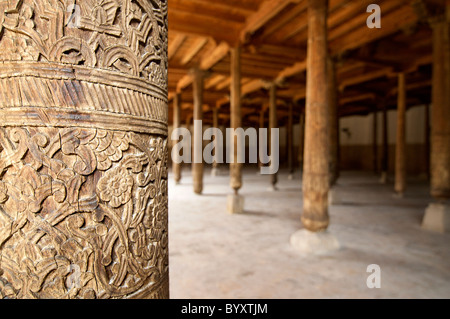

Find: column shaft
<box><xmin>192</xmin><ymin>70</ymin><xmax>204</xmax><ymax>195</ymax></box>
<box><xmin>269</xmin><ymin>84</ymin><xmax>278</xmax><ymax>188</ymax></box>
<box><xmin>0</xmin><ymin>0</ymin><xmax>168</xmax><ymax>299</ymax></box>
<box><xmin>259</xmin><ymin>108</ymin><xmax>266</xmax><ymax>170</ymax></box>
<box><xmin>430</xmin><ymin>16</ymin><xmax>450</xmax><ymax>199</ymax></box>
<box><xmin>298</xmin><ymin>111</ymin><xmax>305</xmax><ymax>172</ymax></box>
<box><xmin>395</xmin><ymin>73</ymin><xmax>407</xmax><ymax>195</ymax></box>
<box><xmin>230</xmin><ymin>47</ymin><xmax>242</xmax><ymax>193</ymax></box>
<box><xmin>173</xmin><ymin>93</ymin><xmax>182</xmax><ymax>184</ymax></box>
<box><xmin>373</xmin><ymin>106</ymin><xmax>379</xmax><ymax>174</ymax></box>
<box><xmin>302</xmin><ymin>0</ymin><xmax>330</xmax><ymax>232</ymax></box>
<box><xmin>287</xmin><ymin>104</ymin><xmax>294</xmax><ymax>176</ymax></box>
<box><xmin>328</xmin><ymin>57</ymin><xmax>339</xmax><ymax>186</ymax></box>
<box><xmin>381</xmin><ymin>101</ymin><xmax>389</xmax><ymax>182</ymax></box>
<box><xmin>212</xmin><ymin>107</ymin><xmax>220</xmax><ymax>172</ymax></box>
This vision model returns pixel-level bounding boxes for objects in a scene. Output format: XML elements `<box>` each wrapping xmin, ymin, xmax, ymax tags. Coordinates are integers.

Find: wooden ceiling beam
<box><xmin>168</xmin><ymin>34</ymin><xmax>187</xmax><ymax>60</ymax></box>
<box><xmin>240</xmin><ymin>0</ymin><xmax>301</xmax><ymax>43</ymax></box>
<box><xmin>180</xmin><ymin>38</ymin><xmax>209</xmax><ymax>65</ymax></box>
<box><xmin>169</xmin><ymin>11</ymin><xmax>241</xmax><ymax>44</ymax></box>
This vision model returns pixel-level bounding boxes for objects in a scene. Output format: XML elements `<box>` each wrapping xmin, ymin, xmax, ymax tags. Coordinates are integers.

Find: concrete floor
<box><xmin>168</xmin><ymin>167</ymin><xmax>450</xmax><ymax>299</ymax></box>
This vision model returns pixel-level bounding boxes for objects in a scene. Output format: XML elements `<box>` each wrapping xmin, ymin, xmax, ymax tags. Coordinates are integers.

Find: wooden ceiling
<box><xmin>167</xmin><ymin>0</ymin><xmax>444</xmax><ymax>126</ymax></box>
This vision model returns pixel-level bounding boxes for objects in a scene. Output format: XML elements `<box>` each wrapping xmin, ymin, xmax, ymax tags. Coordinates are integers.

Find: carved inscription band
<box><xmin>0</xmin><ymin>0</ymin><xmax>169</xmax><ymax>299</ymax></box>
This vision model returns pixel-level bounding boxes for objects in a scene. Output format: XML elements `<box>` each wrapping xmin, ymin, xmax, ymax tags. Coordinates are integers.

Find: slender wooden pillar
<box><xmin>287</xmin><ymin>103</ymin><xmax>294</xmax><ymax>178</ymax></box>
<box><xmin>269</xmin><ymin>83</ymin><xmax>278</xmax><ymax>190</ymax></box>
<box><xmin>380</xmin><ymin>100</ymin><xmax>389</xmax><ymax>184</ymax></box>
<box><xmin>328</xmin><ymin>57</ymin><xmax>339</xmax><ymax>186</ymax></box>
<box><xmin>230</xmin><ymin>46</ymin><xmax>243</xmax><ymax>194</ymax></box>
<box><xmin>425</xmin><ymin>104</ymin><xmax>430</xmax><ymax>180</ymax></box>
<box><xmin>373</xmin><ymin>105</ymin><xmax>379</xmax><ymax>174</ymax></box>
<box><xmin>192</xmin><ymin>69</ymin><xmax>204</xmax><ymax>195</ymax></box>
<box><xmin>302</xmin><ymin>0</ymin><xmax>330</xmax><ymax>232</ymax></box>
<box><xmin>258</xmin><ymin>108</ymin><xmax>266</xmax><ymax>170</ymax></box>
<box><xmin>173</xmin><ymin>93</ymin><xmax>182</xmax><ymax>184</ymax></box>
<box><xmin>0</xmin><ymin>0</ymin><xmax>169</xmax><ymax>298</ymax></box>
<box><xmin>429</xmin><ymin>14</ymin><xmax>450</xmax><ymax>200</ymax></box>
<box><xmin>395</xmin><ymin>73</ymin><xmax>407</xmax><ymax>195</ymax></box>
<box><xmin>211</xmin><ymin>106</ymin><xmax>220</xmax><ymax>176</ymax></box>
<box><xmin>298</xmin><ymin>110</ymin><xmax>305</xmax><ymax>172</ymax></box>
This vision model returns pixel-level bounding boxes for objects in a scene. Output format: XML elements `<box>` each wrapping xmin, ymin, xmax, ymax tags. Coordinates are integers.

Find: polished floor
<box><xmin>168</xmin><ymin>167</ymin><xmax>450</xmax><ymax>299</ymax></box>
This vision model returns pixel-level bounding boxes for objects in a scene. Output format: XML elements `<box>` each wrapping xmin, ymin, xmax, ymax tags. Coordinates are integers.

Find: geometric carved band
<box><xmin>0</xmin><ymin>62</ymin><xmax>168</xmax><ymax>134</ymax></box>
<box><xmin>0</xmin><ymin>107</ymin><xmax>167</xmax><ymax>136</ymax></box>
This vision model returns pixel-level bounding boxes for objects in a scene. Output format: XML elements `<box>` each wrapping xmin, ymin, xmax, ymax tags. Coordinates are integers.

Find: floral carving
<box><xmin>0</xmin><ymin>0</ymin><xmax>168</xmax><ymax>89</ymax></box>
<box><xmin>97</xmin><ymin>166</ymin><xmax>134</xmax><ymax>208</ymax></box>
<box><xmin>0</xmin><ymin>127</ymin><xmax>169</xmax><ymax>299</ymax></box>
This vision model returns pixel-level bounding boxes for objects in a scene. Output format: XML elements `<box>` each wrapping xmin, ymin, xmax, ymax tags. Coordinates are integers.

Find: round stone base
<box><xmin>422</xmin><ymin>202</ymin><xmax>450</xmax><ymax>233</ymax></box>
<box><xmin>290</xmin><ymin>229</ymin><xmax>340</xmax><ymax>254</ymax></box>
<box><xmin>227</xmin><ymin>194</ymin><xmax>245</xmax><ymax>214</ymax></box>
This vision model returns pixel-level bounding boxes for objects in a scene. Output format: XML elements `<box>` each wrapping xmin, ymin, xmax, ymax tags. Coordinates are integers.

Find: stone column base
<box><xmin>328</xmin><ymin>188</ymin><xmax>342</xmax><ymax>205</ymax></box>
<box><xmin>379</xmin><ymin>172</ymin><xmax>388</xmax><ymax>184</ymax></box>
<box><xmin>422</xmin><ymin>202</ymin><xmax>450</xmax><ymax>233</ymax></box>
<box><xmin>211</xmin><ymin>167</ymin><xmax>220</xmax><ymax>177</ymax></box>
<box><xmin>227</xmin><ymin>194</ymin><xmax>245</xmax><ymax>214</ymax></box>
<box><xmin>290</xmin><ymin>229</ymin><xmax>340</xmax><ymax>254</ymax></box>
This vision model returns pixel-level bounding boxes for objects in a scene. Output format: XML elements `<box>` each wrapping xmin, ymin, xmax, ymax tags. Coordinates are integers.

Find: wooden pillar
<box><xmin>380</xmin><ymin>100</ymin><xmax>389</xmax><ymax>184</ymax></box>
<box><xmin>328</xmin><ymin>57</ymin><xmax>339</xmax><ymax>186</ymax></box>
<box><xmin>192</xmin><ymin>69</ymin><xmax>204</xmax><ymax>195</ymax></box>
<box><xmin>298</xmin><ymin>110</ymin><xmax>305</xmax><ymax>172</ymax></box>
<box><xmin>269</xmin><ymin>83</ymin><xmax>278</xmax><ymax>190</ymax></box>
<box><xmin>258</xmin><ymin>108</ymin><xmax>266</xmax><ymax>170</ymax></box>
<box><xmin>0</xmin><ymin>1</ymin><xmax>169</xmax><ymax>298</ymax></box>
<box><xmin>173</xmin><ymin>92</ymin><xmax>182</xmax><ymax>184</ymax></box>
<box><xmin>425</xmin><ymin>104</ymin><xmax>430</xmax><ymax>180</ymax></box>
<box><xmin>230</xmin><ymin>46</ymin><xmax>242</xmax><ymax>194</ymax></box>
<box><xmin>302</xmin><ymin>0</ymin><xmax>330</xmax><ymax>232</ymax></box>
<box><xmin>395</xmin><ymin>73</ymin><xmax>407</xmax><ymax>195</ymax></box>
<box><xmin>430</xmin><ymin>13</ymin><xmax>450</xmax><ymax>199</ymax></box>
<box><xmin>287</xmin><ymin>103</ymin><xmax>294</xmax><ymax>177</ymax></box>
<box><xmin>211</xmin><ymin>106</ymin><xmax>220</xmax><ymax>175</ymax></box>
<box><xmin>421</xmin><ymin>8</ymin><xmax>450</xmax><ymax>233</ymax></box>
<box><xmin>373</xmin><ymin>105</ymin><xmax>379</xmax><ymax>174</ymax></box>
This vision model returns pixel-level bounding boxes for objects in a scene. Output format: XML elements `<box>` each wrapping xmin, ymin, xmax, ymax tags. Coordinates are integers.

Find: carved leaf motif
<box><xmin>0</xmin><ymin>126</ymin><xmax>168</xmax><ymax>299</ymax></box>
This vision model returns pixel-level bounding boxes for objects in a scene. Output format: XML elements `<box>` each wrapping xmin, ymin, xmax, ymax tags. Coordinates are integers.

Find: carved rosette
<box><xmin>0</xmin><ymin>0</ymin><xmax>169</xmax><ymax>299</ymax></box>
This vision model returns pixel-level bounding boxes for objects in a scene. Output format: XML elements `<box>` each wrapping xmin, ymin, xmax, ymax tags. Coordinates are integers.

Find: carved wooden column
<box><xmin>429</xmin><ymin>14</ymin><xmax>450</xmax><ymax>200</ymax></box>
<box><xmin>173</xmin><ymin>92</ymin><xmax>182</xmax><ymax>184</ymax></box>
<box><xmin>422</xmin><ymin>7</ymin><xmax>450</xmax><ymax>232</ymax></box>
<box><xmin>268</xmin><ymin>83</ymin><xmax>278</xmax><ymax>191</ymax></box>
<box><xmin>0</xmin><ymin>0</ymin><xmax>169</xmax><ymax>299</ymax></box>
<box><xmin>287</xmin><ymin>103</ymin><xmax>294</xmax><ymax>179</ymax></box>
<box><xmin>395</xmin><ymin>73</ymin><xmax>407</xmax><ymax>196</ymax></box>
<box><xmin>301</xmin><ymin>0</ymin><xmax>330</xmax><ymax>232</ymax></box>
<box><xmin>327</xmin><ymin>57</ymin><xmax>339</xmax><ymax>187</ymax></box>
<box><xmin>192</xmin><ymin>69</ymin><xmax>204</xmax><ymax>195</ymax></box>
<box><xmin>228</xmin><ymin>46</ymin><xmax>244</xmax><ymax>214</ymax></box>
<box><xmin>291</xmin><ymin>0</ymin><xmax>338</xmax><ymax>253</ymax></box>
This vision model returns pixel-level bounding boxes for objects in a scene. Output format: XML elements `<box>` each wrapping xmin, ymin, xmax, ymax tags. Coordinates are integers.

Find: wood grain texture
<box><xmin>0</xmin><ymin>0</ymin><xmax>169</xmax><ymax>299</ymax></box>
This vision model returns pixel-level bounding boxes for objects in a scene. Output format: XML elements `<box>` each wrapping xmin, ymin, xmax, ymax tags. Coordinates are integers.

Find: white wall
<box><xmin>340</xmin><ymin>104</ymin><xmax>428</xmax><ymax>146</ymax></box>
